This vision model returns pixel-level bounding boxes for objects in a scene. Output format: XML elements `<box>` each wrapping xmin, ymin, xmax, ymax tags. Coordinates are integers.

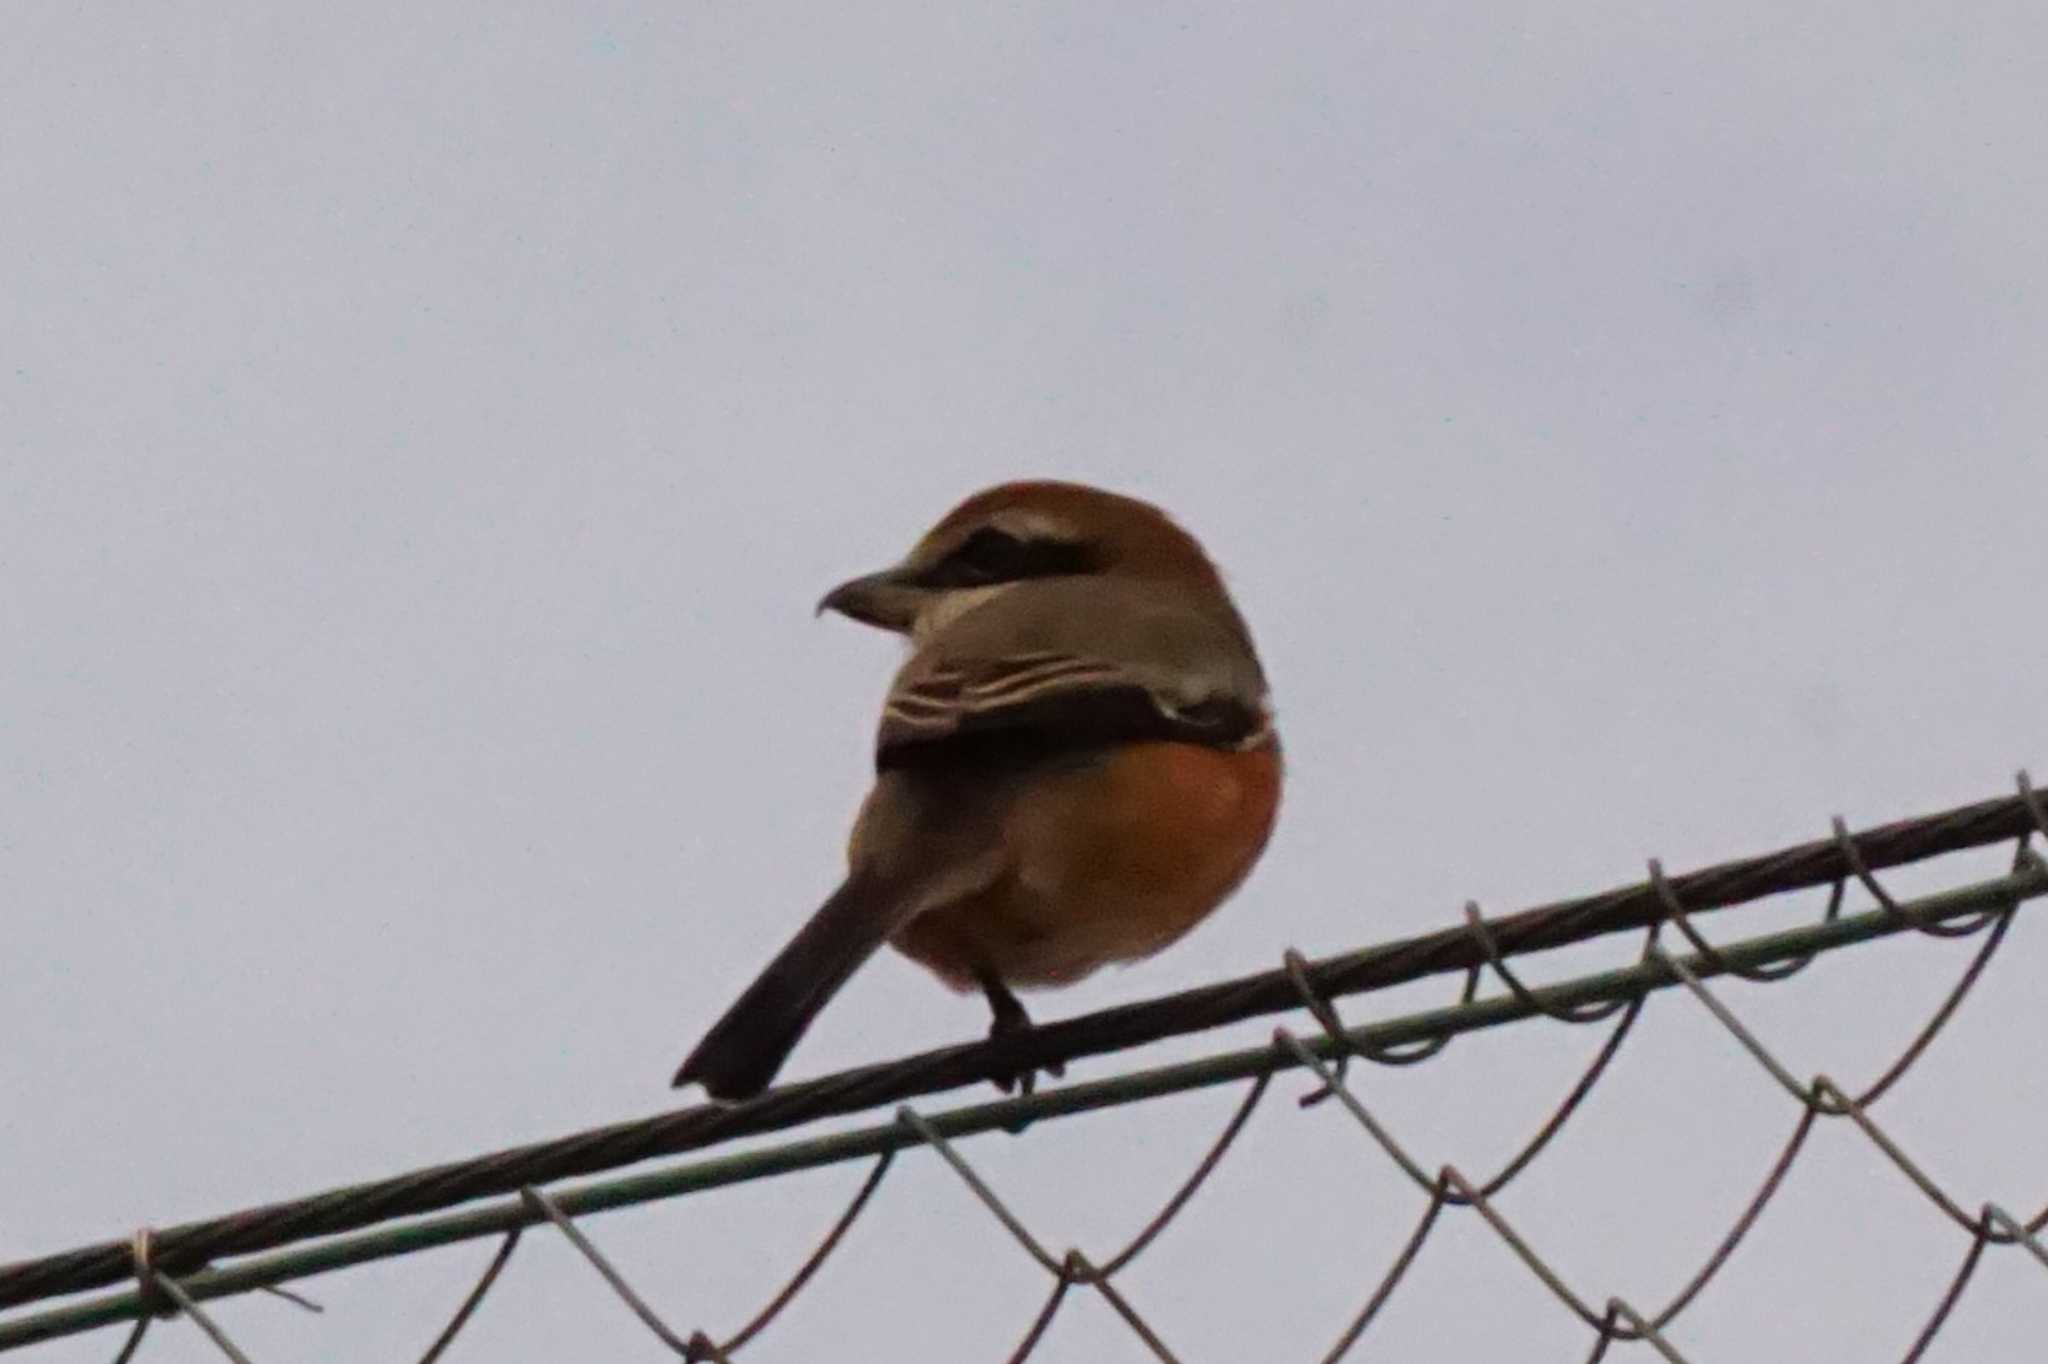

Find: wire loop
<box><xmin>1650</xmin><ymin>858</ymin><xmax>1838</xmax><ymax>981</ymax></box>
<box><xmin>1465</xmin><ymin>900</ymin><xmax>1636</xmax><ymax>1020</ymax></box>
<box><xmin>2018</xmin><ymin>770</ymin><xmax>2048</xmax><ymax>845</ymax></box>
<box><xmin>1281</xmin><ymin>947</ymin><xmax>1471</xmax><ymax>1107</ymax></box>
<box><xmin>1834</xmin><ymin>815</ymin><xmax>1991</xmax><ymax>938</ymax></box>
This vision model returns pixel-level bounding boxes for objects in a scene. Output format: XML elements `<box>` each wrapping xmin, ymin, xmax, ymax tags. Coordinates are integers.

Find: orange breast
<box><xmin>891</xmin><ymin>738</ymin><xmax>1282</xmax><ymax>990</ymax></box>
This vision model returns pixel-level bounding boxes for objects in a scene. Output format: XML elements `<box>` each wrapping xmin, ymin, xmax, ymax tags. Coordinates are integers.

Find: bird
<box><xmin>673</xmin><ymin>480</ymin><xmax>1281</xmax><ymax>1101</ymax></box>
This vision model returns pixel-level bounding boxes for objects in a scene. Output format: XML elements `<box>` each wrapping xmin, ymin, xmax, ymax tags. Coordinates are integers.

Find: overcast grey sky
<box><xmin>5</xmin><ymin>3</ymin><xmax>2046</xmax><ymax>1360</ymax></box>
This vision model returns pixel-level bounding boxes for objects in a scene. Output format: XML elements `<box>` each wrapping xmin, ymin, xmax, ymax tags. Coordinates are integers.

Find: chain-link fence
<box><xmin>5</xmin><ymin>775</ymin><xmax>2046</xmax><ymax>1361</ymax></box>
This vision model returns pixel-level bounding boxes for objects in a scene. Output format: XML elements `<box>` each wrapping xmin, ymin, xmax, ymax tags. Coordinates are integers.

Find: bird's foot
<box><xmin>979</xmin><ymin>973</ymin><xmax>1064</xmax><ymax>1121</ymax></box>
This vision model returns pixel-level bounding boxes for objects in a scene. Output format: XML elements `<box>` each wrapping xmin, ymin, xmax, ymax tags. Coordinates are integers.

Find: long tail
<box><xmin>673</xmin><ymin>875</ymin><xmax>897</xmax><ymax>1099</ymax></box>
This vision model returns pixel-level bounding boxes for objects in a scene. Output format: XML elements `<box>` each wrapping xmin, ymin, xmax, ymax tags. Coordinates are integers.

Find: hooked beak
<box><xmin>816</xmin><ymin>566</ymin><xmax>928</xmax><ymax>633</ymax></box>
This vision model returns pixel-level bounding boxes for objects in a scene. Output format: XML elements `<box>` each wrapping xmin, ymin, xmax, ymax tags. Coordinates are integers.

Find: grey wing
<box><xmin>875</xmin><ymin>583</ymin><xmax>1270</xmax><ymax>770</ymax></box>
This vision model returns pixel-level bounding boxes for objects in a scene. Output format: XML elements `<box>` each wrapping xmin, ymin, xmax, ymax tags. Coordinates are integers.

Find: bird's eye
<box><xmin>949</xmin><ymin>527</ymin><xmax>1031</xmax><ymax>581</ymax></box>
<box><xmin>920</xmin><ymin>527</ymin><xmax>1099</xmax><ymax>588</ymax></box>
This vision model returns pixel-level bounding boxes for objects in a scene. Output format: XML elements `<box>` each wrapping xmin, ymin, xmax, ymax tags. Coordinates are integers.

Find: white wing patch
<box><xmin>884</xmin><ymin>652</ymin><xmax>1132</xmax><ymax>732</ymax></box>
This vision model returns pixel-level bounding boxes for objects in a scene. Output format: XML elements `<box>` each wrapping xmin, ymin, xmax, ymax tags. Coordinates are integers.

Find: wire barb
<box><xmin>125</xmin><ymin>1231</ymin><xmax>254</xmax><ymax>1364</ymax></box>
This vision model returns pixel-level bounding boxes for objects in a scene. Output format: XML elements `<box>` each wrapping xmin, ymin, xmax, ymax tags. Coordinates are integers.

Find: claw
<box><xmin>978</xmin><ymin>969</ymin><xmax>1061</xmax><ymax>1124</ymax></box>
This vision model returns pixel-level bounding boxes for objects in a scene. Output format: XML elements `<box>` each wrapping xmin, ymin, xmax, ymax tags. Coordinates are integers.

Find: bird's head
<box><xmin>817</xmin><ymin>481</ymin><xmax>1229</xmax><ymax>639</ymax></box>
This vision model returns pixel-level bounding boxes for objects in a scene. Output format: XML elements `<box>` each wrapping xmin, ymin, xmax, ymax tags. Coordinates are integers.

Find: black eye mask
<box><xmin>916</xmin><ymin>526</ymin><xmax>1101</xmax><ymax>588</ymax></box>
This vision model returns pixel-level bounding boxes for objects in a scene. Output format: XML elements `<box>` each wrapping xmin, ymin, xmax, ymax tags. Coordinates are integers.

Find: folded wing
<box><xmin>876</xmin><ymin>582</ymin><xmax>1270</xmax><ymax>771</ymax></box>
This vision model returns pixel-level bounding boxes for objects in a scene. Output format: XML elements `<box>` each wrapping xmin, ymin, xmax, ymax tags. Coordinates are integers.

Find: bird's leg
<box><xmin>976</xmin><ymin>969</ymin><xmax>1064</xmax><ymax>1098</ymax></box>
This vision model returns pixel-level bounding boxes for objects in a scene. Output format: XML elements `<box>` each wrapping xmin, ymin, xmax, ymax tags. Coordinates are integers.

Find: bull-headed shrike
<box><xmin>674</xmin><ymin>480</ymin><xmax>1280</xmax><ymax>1099</ymax></box>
